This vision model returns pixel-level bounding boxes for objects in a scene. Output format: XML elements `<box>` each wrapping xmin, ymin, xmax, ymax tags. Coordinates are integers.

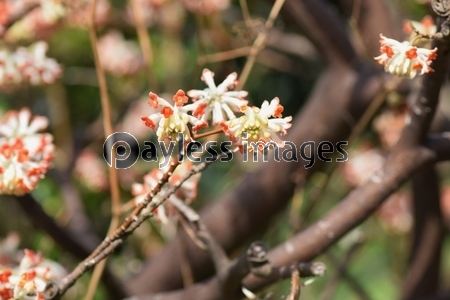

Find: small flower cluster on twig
<box><xmin>374</xmin><ymin>34</ymin><xmax>437</xmax><ymax>79</ymax></box>
<box><xmin>0</xmin><ymin>42</ymin><xmax>62</xmax><ymax>91</ymax></box>
<box><xmin>375</xmin><ymin>16</ymin><xmax>440</xmax><ymax>79</ymax></box>
<box><xmin>0</xmin><ymin>248</ymin><xmax>64</xmax><ymax>300</ymax></box>
<box><xmin>0</xmin><ymin>108</ymin><xmax>54</xmax><ymax>196</ymax></box>
<box><xmin>141</xmin><ymin>68</ymin><xmax>292</xmax><ymax>152</ymax></box>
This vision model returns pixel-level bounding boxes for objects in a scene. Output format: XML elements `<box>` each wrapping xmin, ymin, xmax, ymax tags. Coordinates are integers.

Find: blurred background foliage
<box><xmin>1</xmin><ymin>0</ymin><xmax>450</xmax><ymax>299</ymax></box>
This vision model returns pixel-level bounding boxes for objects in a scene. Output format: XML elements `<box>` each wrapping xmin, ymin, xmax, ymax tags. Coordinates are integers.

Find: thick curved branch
<box><xmin>402</xmin><ymin>165</ymin><xmax>444</xmax><ymax>299</ymax></box>
<box><xmin>243</xmin><ymin>147</ymin><xmax>436</xmax><ymax>292</ymax></box>
<box><xmin>134</xmin><ymin>243</ymin><xmax>325</xmax><ymax>300</ymax></box>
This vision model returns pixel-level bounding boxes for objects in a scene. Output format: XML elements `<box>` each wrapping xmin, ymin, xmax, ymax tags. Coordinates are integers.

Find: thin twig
<box><xmin>84</xmin><ymin>0</ymin><xmax>122</xmax><ymax>297</ymax></box>
<box><xmin>237</xmin><ymin>0</ymin><xmax>286</xmax><ymax>89</ymax></box>
<box><xmin>240</xmin><ymin>0</ymin><xmax>252</xmax><ymax>25</ymax></box>
<box><xmin>198</xmin><ymin>46</ymin><xmax>252</xmax><ymax>64</ymax></box>
<box><xmin>88</xmin><ymin>161</ymin><xmax>180</xmax><ymax>261</ymax></box>
<box><xmin>13</xmin><ymin>194</ymin><xmax>129</xmax><ymax>299</ymax></box>
<box><xmin>130</xmin><ymin>0</ymin><xmax>159</xmax><ymax>92</ymax></box>
<box><xmin>193</xmin><ymin>127</ymin><xmax>224</xmax><ymax>140</ymax></box>
<box><xmin>170</xmin><ymin>196</ymin><xmax>230</xmax><ymax>271</ymax></box>
<box><xmin>56</xmin><ymin>155</ymin><xmax>222</xmax><ymax>297</ymax></box>
<box><xmin>285</xmin><ymin>264</ymin><xmax>301</xmax><ymax>300</ymax></box>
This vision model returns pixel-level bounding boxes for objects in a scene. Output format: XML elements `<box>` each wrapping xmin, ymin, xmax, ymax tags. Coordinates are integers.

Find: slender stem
<box><xmin>285</xmin><ymin>264</ymin><xmax>301</xmax><ymax>300</ymax></box>
<box><xmin>237</xmin><ymin>0</ymin><xmax>286</xmax><ymax>89</ymax></box>
<box><xmin>193</xmin><ymin>128</ymin><xmax>224</xmax><ymax>139</ymax></box>
<box><xmin>239</xmin><ymin>0</ymin><xmax>252</xmax><ymax>25</ymax></box>
<box><xmin>130</xmin><ymin>0</ymin><xmax>159</xmax><ymax>92</ymax></box>
<box><xmin>85</xmin><ymin>0</ymin><xmax>122</xmax><ymax>298</ymax></box>
<box><xmin>198</xmin><ymin>46</ymin><xmax>252</xmax><ymax>64</ymax></box>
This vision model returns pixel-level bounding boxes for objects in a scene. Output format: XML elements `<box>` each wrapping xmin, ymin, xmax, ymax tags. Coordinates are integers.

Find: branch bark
<box><xmin>402</xmin><ymin>165</ymin><xmax>444</xmax><ymax>299</ymax></box>
<box><xmin>13</xmin><ymin>194</ymin><xmax>129</xmax><ymax>299</ymax></box>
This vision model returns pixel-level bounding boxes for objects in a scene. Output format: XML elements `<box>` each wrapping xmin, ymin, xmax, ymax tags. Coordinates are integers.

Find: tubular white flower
<box><xmin>374</xmin><ymin>34</ymin><xmax>437</xmax><ymax>79</ymax></box>
<box><xmin>141</xmin><ymin>90</ymin><xmax>208</xmax><ymax>141</ymax></box>
<box><xmin>0</xmin><ymin>108</ymin><xmax>55</xmax><ymax>195</ymax></box>
<box><xmin>187</xmin><ymin>68</ymin><xmax>248</xmax><ymax>125</ymax></box>
<box><xmin>221</xmin><ymin>97</ymin><xmax>292</xmax><ymax>152</ymax></box>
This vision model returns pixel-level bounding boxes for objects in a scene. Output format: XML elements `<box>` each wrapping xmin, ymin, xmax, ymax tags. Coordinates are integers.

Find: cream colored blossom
<box><xmin>141</xmin><ymin>90</ymin><xmax>208</xmax><ymax>141</ymax></box>
<box><xmin>187</xmin><ymin>68</ymin><xmax>248</xmax><ymax>124</ymax></box>
<box><xmin>0</xmin><ymin>249</ymin><xmax>65</xmax><ymax>300</ymax></box>
<box><xmin>221</xmin><ymin>97</ymin><xmax>292</xmax><ymax>152</ymax></box>
<box><xmin>374</xmin><ymin>34</ymin><xmax>437</xmax><ymax>79</ymax></box>
<box><xmin>0</xmin><ymin>108</ymin><xmax>54</xmax><ymax>195</ymax></box>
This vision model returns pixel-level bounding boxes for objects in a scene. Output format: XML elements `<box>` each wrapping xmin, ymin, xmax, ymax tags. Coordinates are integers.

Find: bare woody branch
<box><xmin>169</xmin><ymin>197</ymin><xmax>230</xmax><ymax>271</ymax></box>
<box><xmin>54</xmin><ymin>155</ymin><xmax>222</xmax><ymax>298</ymax></box>
<box><xmin>285</xmin><ymin>264</ymin><xmax>301</xmax><ymax>300</ymax></box>
<box><xmin>13</xmin><ymin>194</ymin><xmax>129</xmax><ymax>299</ymax></box>
<box><xmin>133</xmin><ymin>242</ymin><xmax>325</xmax><ymax>300</ymax></box>
<box><xmin>402</xmin><ymin>165</ymin><xmax>444</xmax><ymax>299</ymax></box>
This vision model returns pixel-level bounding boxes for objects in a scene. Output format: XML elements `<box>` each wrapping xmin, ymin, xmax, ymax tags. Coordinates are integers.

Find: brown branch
<box><xmin>86</xmin><ymin>0</ymin><xmax>124</xmax><ymax>296</ymax></box>
<box><xmin>280</xmin><ymin>0</ymin><xmax>357</xmax><ymax>65</ymax></box>
<box><xmin>133</xmin><ymin>242</ymin><xmax>325</xmax><ymax>300</ymax></box>
<box><xmin>237</xmin><ymin>0</ymin><xmax>286</xmax><ymax>89</ymax></box>
<box><xmin>169</xmin><ymin>197</ymin><xmax>230</xmax><ymax>271</ymax></box>
<box><xmin>402</xmin><ymin>165</ymin><xmax>444</xmax><ymax>299</ymax></box>
<box><xmin>285</xmin><ymin>264</ymin><xmax>301</xmax><ymax>300</ymax></box>
<box><xmin>13</xmin><ymin>194</ymin><xmax>129</xmax><ymax>299</ymax></box>
<box><xmin>54</xmin><ymin>155</ymin><xmax>221</xmax><ymax>298</ymax></box>
<box><xmin>130</xmin><ymin>0</ymin><xmax>159</xmax><ymax>92</ymax></box>
<box><xmin>242</xmin><ymin>147</ymin><xmax>436</xmax><ymax>293</ymax></box>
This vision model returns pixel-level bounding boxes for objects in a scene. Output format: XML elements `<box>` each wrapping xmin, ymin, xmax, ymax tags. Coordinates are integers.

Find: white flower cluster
<box><xmin>0</xmin><ymin>248</ymin><xmax>64</xmax><ymax>300</ymax></box>
<box><xmin>0</xmin><ymin>42</ymin><xmax>62</xmax><ymax>91</ymax></box>
<box><xmin>374</xmin><ymin>34</ymin><xmax>437</xmax><ymax>79</ymax></box>
<box><xmin>0</xmin><ymin>108</ymin><xmax>55</xmax><ymax>195</ymax></box>
<box><xmin>141</xmin><ymin>68</ymin><xmax>292</xmax><ymax>151</ymax></box>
